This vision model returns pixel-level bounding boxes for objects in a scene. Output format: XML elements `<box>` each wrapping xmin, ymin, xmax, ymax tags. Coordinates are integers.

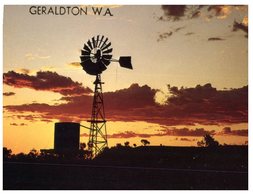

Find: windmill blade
<box><xmin>101</xmin><ymin>42</ymin><xmax>111</xmax><ymax>51</ymax></box>
<box><xmin>92</xmin><ymin>37</ymin><xmax>96</xmax><ymax>48</ymax></box>
<box><xmin>119</xmin><ymin>56</ymin><xmax>133</xmax><ymax>69</ymax></box>
<box><xmin>81</xmin><ymin>49</ymin><xmax>91</xmax><ymax>56</ymax></box>
<box><xmin>97</xmin><ymin>35</ymin><xmax>104</xmax><ymax>47</ymax></box>
<box><xmin>80</xmin><ymin>55</ymin><xmax>91</xmax><ymax>62</ymax></box>
<box><xmin>102</xmin><ymin>54</ymin><xmax>112</xmax><ymax>60</ymax></box>
<box><xmin>87</xmin><ymin>39</ymin><xmax>93</xmax><ymax>49</ymax></box>
<box><xmin>101</xmin><ymin>58</ymin><xmax>111</xmax><ymax>66</ymax></box>
<box><xmin>83</xmin><ymin>44</ymin><xmax>91</xmax><ymax>52</ymax></box>
<box><xmin>97</xmin><ymin>61</ymin><xmax>107</xmax><ymax>72</ymax></box>
<box><xmin>100</xmin><ymin>38</ymin><xmax>108</xmax><ymax>49</ymax></box>
<box><xmin>103</xmin><ymin>48</ymin><xmax>113</xmax><ymax>54</ymax></box>
<box><xmin>95</xmin><ymin>35</ymin><xmax>100</xmax><ymax>47</ymax></box>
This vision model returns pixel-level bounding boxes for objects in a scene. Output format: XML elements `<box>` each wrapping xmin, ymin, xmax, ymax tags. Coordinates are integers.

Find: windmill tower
<box><xmin>80</xmin><ymin>35</ymin><xmax>133</xmax><ymax>158</ymax></box>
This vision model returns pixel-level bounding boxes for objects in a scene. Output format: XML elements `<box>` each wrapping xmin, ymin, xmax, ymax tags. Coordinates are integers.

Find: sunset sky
<box><xmin>3</xmin><ymin>5</ymin><xmax>248</xmax><ymax>154</ymax></box>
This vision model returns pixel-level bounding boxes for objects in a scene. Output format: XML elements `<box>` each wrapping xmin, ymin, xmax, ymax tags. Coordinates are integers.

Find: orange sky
<box><xmin>3</xmin><ymin>5</ymin><xmax>248</xmax><ymax>154</ymax></box>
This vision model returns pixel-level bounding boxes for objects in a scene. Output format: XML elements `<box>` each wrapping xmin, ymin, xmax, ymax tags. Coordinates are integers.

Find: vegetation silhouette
<box><xmin>141</xmin><ymin>139</ymin><xmax>150</xmax><ymax>146</ymax></box>
<box><xmin>197</xmin><ymin>134</ymin><xmax>220</xmax><ymax>147</ymax></box>
<box><xmin>3</xmin><ymin>136</ymin><xmax>248</xmax><ymax>190</ymax></box>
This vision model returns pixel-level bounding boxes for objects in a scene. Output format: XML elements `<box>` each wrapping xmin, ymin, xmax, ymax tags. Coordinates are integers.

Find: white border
<box><xmin>0</xmin><ymin>0</ymin><xmax>251</xmax><ymax>194</ymax></box>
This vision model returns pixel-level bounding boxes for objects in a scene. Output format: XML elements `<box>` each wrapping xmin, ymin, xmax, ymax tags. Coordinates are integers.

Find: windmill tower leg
<box><xmin>88</xmin><ymin>74</ymin><xmax>108</xmax><ymax>158</ymax></box>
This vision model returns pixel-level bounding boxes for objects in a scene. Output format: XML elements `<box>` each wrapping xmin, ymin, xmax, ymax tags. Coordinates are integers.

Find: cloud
<box><xmin>161</xmin><ymin>5</ymin><xmax>187</xmax><ymax>21</ymax></box>
<box><xmin>3</xmin><ymin>70</ymin><xmax>92</xmax><ymax>96</ymax></box>
<box><xmin>180</xmin><ymin>138</ymin><xmax>197</xmax><ymax>142</ymax></box>
<box><xmin>4</xmin><ymin>83</ymin><xmax>248</xmax><ymax>126</ymax></box>
<box><xmin>185</xmin><ymin>32</ymin><xmax>194</xmax><ymax>36</ymax></box>
<box><xmin>159</xmin><ymin>5</ymin><xmax>206</xmax><ymax>21</ymax></box>
<box><xmin>157</xmin><ymin>26</ymin><xmax>185</xmax><ymax>41</ymax></box>
<box><xmin>160</xmin><ymin>5</ymin><xmax>246</xmax><ymax>22</ymax></box>
<box><xmin>81</xmin><ymin>127</ymin><xmax>214</xmax><ymax>139</ymax></box>
<box><xmin>25</xmin><ymin>53</ymin><xmax>50</xmax><ymax>61</ymax></box>
<box><xmin>208</xmin><ymin>37</ymin><xmax>225</xmax><ymax>41</ymax></box>
<box><xmin>68</xmin><ymin>62</ymin><xmax>81</xmax><ymax>68</ymax></box>
<box><xmin>18</xmin><ymin>68</ymin><xmax>30</xmax><ymax>74</ymax></box>
<box><xmin>81</xmin><ymin>126</ymin><xmax>246</xmax><ymax>139</ymax></box>
<box><xmin>157</xmin><ymin>32</ymin><xmax>173</xmax><ymax>42</ymax></box>
<box><xmin>232</xmin><ymin>19</ymin><xmax>248</xmax><ymax>38</ymax></box>
<box><xmin>3</xmin><ymin>92</ymin><xmax>15</xmax><ymax>96</ymax></box>
<box><xmin>159</xmin><ymin>127</ymin><xmax>215</xmax><ymax>137</ymax></box>
<box><xmin>207</xmin><ymin>5</ymin><xmax>232</xmax><ymax>19</ymax></box>
<box><xmin>10</xmin><ymin>123</ymin><xmax>27</xmax><ymax>126</ymax></box>
<box><xmin>217</xmin><ymin>127</ymin><xmax>248</xmax><ymax>136</ymax></box>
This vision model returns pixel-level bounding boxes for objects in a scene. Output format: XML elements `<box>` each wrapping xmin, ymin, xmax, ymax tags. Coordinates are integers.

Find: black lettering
<box><xmin>55</xmin><ymin>6</ymin><xmax>59</xmax><ymax>15</ymax></box>
<box><xmin>80</xmin><ymin>7</ymin><xmax>87</xmax><ymax>15</ymax></box>
<box><xmin>92</xmin><ymin>7</ymin><xmax>102</xmax><ymax>15</ymax></box>
<box><xmin>66</xmin><ymin>6</ymin><xmax>71</xmax><ymax>15</ymax></box>
<box><xmin>41</xmin><ymin>6</ymin><xmax>46</xmax><ymax>15</ymax></box>
<box><xmin>29</xmin><ymin>6</ymin><xmax>37</xmax><ymax>15</ymax></box>
<box><xmin>72</xmin><ymin>7</ymin><xmax>80</xmax><ymax>16</ymax></box>
<box><xmin>103</xmin><ymin>8</ymin><xmax>113</xmax><ymax>16</ymax></box>
<box><xmin>37</xmin><ymin>6</ymin><xmax>42</xmax><ymax>15</ymax></box>
<box><xmin>48</xmin><ymin>7</ymin><xmax>54</xmax><ymax>15</ymax></box>
<box><xmin>60</xmin><ymin>7</ymin><xmax>66</xmax><ymax>15</ymax></box>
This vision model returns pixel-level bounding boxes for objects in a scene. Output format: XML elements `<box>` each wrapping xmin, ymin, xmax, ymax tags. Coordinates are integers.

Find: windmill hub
<box><xmin>80</xmin><ymin>35</ymin><xmax>133</xmax><ymax>158</ymax></box>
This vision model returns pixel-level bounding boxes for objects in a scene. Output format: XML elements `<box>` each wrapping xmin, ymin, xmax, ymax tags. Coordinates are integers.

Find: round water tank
<box><xmin>54</xmin><ymin>122</ymin><xmax>80</xmax><ymax>154</ymax></box>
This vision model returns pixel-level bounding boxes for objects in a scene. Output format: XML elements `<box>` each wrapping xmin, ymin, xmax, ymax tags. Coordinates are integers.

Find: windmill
<box><xmin>80</xmin><ymin>35</ymin><xmax>132</xmax><ymax>158</ymax></box>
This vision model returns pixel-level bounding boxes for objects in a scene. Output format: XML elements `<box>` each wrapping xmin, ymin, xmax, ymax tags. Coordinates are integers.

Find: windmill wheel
<box><xmin>80</xmin><ymin>35</ymin><xmax>113</xmax><ymax>75</ymax></box>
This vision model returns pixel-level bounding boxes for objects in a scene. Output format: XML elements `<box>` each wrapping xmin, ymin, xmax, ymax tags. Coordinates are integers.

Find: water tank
<box><xmin>54</xmin><ymin>122</ymin><xmax>80</xmax><ymax>154</ymax></box>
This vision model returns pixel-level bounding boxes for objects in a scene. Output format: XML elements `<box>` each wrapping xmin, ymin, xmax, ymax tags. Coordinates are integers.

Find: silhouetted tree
<box><xmin>28</xmin><ymin>148</ymin><xmax>39</xmax><ymax>159</ymax></box>
<box><xmin>133</xmin><ymin>144</ymin><xmax>137</xmax><ymax>147</ymax></box>
<box><xmin>197</xmin><ymin>140</ymin><xmax>205</xmax><ymax>147</ymax></box>
<box><xmin>3</xmin><ymin>147</ymin><xmax>12</xmax><ymax>160</ymax></box>
<box><xmin>80</xmin><ymin>143</ymin><xmax>87</xmax><ymax>150</ymax></box>
<box><xmin>197</xmin><ymin>134</ymin><xmax>219</xmax><ymax>147</ymax></box>
<box><xmin>204</xmin><ymin>134</ymin><xmax>219</xmax><ymax>147</ymax></box>
<box><xmin>141</xmin><ymin>139</ymin><xmax>150</xmax><ymax>146</ymax></box>
<box><xmin>14</xmin><ymin>152</ymin><xmax>26</xmax><ymax>161</ymax></box>
<box><xmin>124</xmin><ymin>141</ymin><xmax>130</xmax><ymax>147</ymax></box>
<box><xmin>116</xmin><ymin>143</ymin><xmax>122</xmax><ymax>148</ymax></box>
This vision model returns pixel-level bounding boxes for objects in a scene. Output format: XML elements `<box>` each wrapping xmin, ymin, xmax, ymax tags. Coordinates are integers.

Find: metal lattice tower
<box><xmin>80</xmin><ymin>35</ymin><xmax>132</xmax><ymax>158</ymax></box>
<box><xmin>87</xmin><ymin>74</ymin><xmax>107</xmax><ymax>158</ymax></box>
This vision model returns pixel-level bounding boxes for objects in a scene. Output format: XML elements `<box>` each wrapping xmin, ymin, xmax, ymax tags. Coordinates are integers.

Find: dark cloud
<box><xmin>3</xmin><ymin>92</ymin><xmax>15</xmax><ymax>96</ymax></box>
<box><xmin>207</xmin><ymin>5</ymin><xmax>229</xmax><ymax>18</ymax></box>
<box><xmin>157</xmin><ymin>32</ymin><xmax>173</xmax><ymax>42</ymax></box>
<box><xmin>3</xmin><ymin>70</ymin><xmax>92</xmax><ymax>96</ymax></box>
<box><xmin>107</xmin><ymin>131</ymin><xmax>153</xmax><ymax>139</ymax></box>
<box><xmin>157</xmin><ymin>26</ymin><xmax>185</xmax><ymax>41</ymax></box>
<box><xmin>68</xmin><ymin>62</ymin><xmax>81</xmax><ymax>68</ymax></box>
<box><xmin>81</xmin><ymin>127</ymin><xmax>215</xmax><ymax>139</ymax></box>
<box><xmin>232</xmin><ymin>20</ymin><xmax>248</xmax><ymax>38</ymax></box>
<box><xmin>81</xmin><ymin>127</ymin><xmax>214</xmax><ymax>139</ymax></box>
<box><xmin>160</xmin><ymin>5</ymin><xmax>205</xmax><ymax>21</ymax></box>
<box><xmin>4</xmin><ymin>83</ymin><xmax>248</xmax><ymax>126</ymax></box>
<box><xmin>218</xmin><ymin>127</ymin><xmax>248</xmax><ymax>136</ymax></box>
<box><xmin>180</xmin><ymin>138</ymin><xmax>197</xmax><ymax>142</ymax></box>
<box><xmin>208</xmin><ymin>37</ymin><xmax>225</xmax><ymax>41</ymax></box>
<box><xmin>160</xmin><ymin>5</ymin><xmax>247</xmax><ymax>22</ymax></box>
<box><xmin>174</xmin><ymin>26</ymin><xmax>185</xmax><ymax>32</ymax></box>
<box><xmin>10</xmin><ymin>123</ymin><xmax>27</xmax><ymax>126</ymax></box>
<box><xmin>185</xmin><ymin>32</ymin><xmax>194</xmax><ymax>36</ymax></box>
<box><xmin>81</xmin><ymin>126</ymin><xmax>246</xmax><ymax>139</ymax></box>
<box><xmin>10</xmin><ymin>123</ymin><xmax>18</xmax><ymax>126</ymax></box>
<box><xmin>161</xmin><ymin>5</ymin><xmax>187</xmax><ymax>21</ymax></box>
<box><xmin>158</xmin><ymin>127</ymin><xmax>215</xmax><ymax>137</ymax></box>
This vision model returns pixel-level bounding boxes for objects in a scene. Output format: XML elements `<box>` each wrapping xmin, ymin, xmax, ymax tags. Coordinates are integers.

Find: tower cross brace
<box><xmin>87</xmin><ymin>74</ymin><xmax>108</xmax><ymax>158</ymax></box>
